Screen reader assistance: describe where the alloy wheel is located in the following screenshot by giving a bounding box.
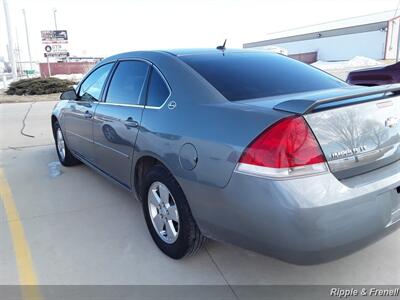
[56,128,66,160]
[148,181,180,244]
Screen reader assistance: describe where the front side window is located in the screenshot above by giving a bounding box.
[79,63,113,101]
[106,61,149,105]
[146,68,170,107]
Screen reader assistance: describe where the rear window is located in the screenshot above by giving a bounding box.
[180,52,345,101]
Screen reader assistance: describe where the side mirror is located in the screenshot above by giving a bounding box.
[60,88,78,100]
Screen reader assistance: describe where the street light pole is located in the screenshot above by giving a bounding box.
[22,9,33,71]
[15,28,23,77]
[53,9,58,30]
[3,0,17,80]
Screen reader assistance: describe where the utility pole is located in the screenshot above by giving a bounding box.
[3,0,17,80]
[53,9,58,30]
[22,9,33,71]
[15,28,22,78]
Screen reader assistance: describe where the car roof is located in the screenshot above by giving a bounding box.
[159,48,259,57]
[101,48,264,63]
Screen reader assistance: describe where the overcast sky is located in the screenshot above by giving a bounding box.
[1,0,399,62]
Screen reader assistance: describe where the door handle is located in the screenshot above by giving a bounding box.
[84,111,93,119]
[124,117,139,128]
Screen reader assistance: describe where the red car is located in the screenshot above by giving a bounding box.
[347,62,400,86]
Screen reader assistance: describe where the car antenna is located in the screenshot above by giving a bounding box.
[216,39,227,51]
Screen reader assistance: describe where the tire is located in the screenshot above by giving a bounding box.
[53,121,81,166]
[141,165,205,259]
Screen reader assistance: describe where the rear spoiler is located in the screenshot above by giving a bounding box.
[273,84,400,114]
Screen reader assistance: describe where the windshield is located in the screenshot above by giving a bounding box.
[180,51,346,101]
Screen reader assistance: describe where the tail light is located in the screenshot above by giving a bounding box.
[237,116,328,178]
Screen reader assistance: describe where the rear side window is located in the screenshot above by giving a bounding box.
[180,52,345,101]
[79,63,113,101]
[106,60,149,105]
[146,68,170,107]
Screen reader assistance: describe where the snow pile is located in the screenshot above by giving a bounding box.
[52,73,84,82]
[312,56,382,70]
[347,56,383,68]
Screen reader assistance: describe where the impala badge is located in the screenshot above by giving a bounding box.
[168,101,177,110]
[331,145,367,159]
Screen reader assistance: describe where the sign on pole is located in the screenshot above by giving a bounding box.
[41,30,69,77]
[41,30,69,59]
[41,30,68,44]
[44,44,69,58]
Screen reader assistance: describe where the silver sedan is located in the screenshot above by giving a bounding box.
[52,49,400,264]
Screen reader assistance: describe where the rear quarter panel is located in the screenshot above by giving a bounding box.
[136,101,286,188]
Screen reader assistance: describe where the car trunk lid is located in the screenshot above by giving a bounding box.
[273,84,400,179]
[306,96,400,178]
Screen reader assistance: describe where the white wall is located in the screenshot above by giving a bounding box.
[258,30,387,61]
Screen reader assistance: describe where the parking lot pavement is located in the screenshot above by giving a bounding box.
[0,101,399,286]
[0,101,56,149]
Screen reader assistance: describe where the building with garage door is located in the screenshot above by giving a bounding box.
[243,10,400,63]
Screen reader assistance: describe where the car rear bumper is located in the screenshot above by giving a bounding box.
[183,159,400,264]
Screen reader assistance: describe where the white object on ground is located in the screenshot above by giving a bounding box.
[48,161,62,178]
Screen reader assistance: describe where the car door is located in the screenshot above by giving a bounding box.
[64,63,114,162]
[92,60,150,187]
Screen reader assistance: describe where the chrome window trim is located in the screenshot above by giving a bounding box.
[97,57,172,110]
[97,102,144,108]
[103,58,151,106]
[144,64,172,110]
[117,57,153,64]
[77,62,116,101]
